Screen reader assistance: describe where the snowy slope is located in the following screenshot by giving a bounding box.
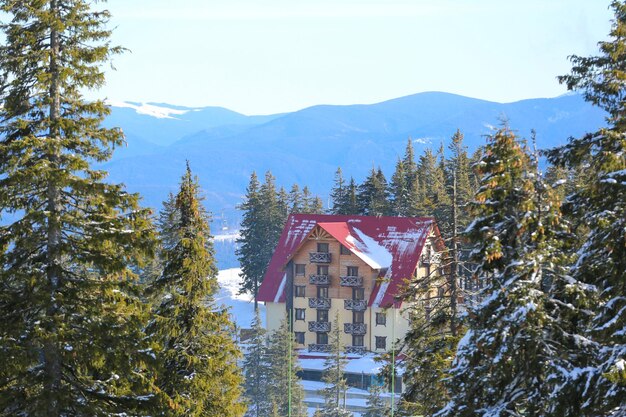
[216,268,264,329]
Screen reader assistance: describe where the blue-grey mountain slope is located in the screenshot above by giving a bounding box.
[101,92,605,221]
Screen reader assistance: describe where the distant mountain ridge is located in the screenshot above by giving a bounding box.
[100,92,606,223]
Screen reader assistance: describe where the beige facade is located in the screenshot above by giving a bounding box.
[264,226,442,355]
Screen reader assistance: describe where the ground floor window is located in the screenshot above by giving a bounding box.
[317,332,328,345]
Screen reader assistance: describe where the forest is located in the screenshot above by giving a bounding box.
[0,0,624,417]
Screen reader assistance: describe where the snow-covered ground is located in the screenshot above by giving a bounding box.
[216,268,264,328]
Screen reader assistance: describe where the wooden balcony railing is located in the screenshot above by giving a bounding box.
[309,297,331,310]
[344,299,367,311]
[309,252,332,263]
[339,275,363,287]
[344,323,367,335]
[309,321,331,332]
[309,274,330,285]
[309,344,332,353]
[345,346,366,355]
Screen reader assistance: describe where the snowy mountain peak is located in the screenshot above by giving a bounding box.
[106,100,196,119]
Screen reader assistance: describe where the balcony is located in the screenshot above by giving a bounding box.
[309,297,331,310]
[344,299,367,311]
[309,321,331,332]
[309,274,330,285]
[345,346,366,355]
[340,275,363,287]
[421,251,442,265]
[309,252,332,263]
[344,323,367,335]
[309,344,332,353]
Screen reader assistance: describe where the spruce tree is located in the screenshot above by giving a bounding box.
[149,165,244,416]
[236,172,265,310]
[0,1,159,414]
[357,168,390,216]
[364,383,387,417]
[546,2,626,413]
[345,178,360,215]
[320,314,353,417]
[289,184,303,214]
[389,159,410,216]
[266,319,307,417]
[243,311,272,417]
[437,126,569,417]
[330,167,348,214]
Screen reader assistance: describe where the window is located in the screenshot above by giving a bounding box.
[317,242,329,253]
[295,308,305,321]
[437,286,445,298]
[317,265,329,275]
[375,336,387,350]
[352,335,364,347]
[352,287,364,300]
[347,266,359,276]
[317,309,329,322]
[376,312,386,326]
[317,286,329,298]
[295,285,306,298]
[295,332,305,344]
[317,332,328,345]
[353,311,364,324]
[340,244,351,255]
[295,264,305,276]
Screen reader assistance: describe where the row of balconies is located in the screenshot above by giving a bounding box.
[308,274,363,287]
[306,321,367,335]
[308,344,366,355]
[307,297,367,311]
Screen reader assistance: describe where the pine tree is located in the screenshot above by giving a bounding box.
[0,1,159,414]
[289,184,303,214]
[243,311,272,417]
[330,167,348,214]
[437,126,569,417]
[266,319,307,417]
[236,172,265,310]
[546,2,626,413]
[389,159,410,216]
[320,314,353,417]
[364,383,387,417]
[148,164,244,416]
[357,168,390,216]
[345,178,360,215]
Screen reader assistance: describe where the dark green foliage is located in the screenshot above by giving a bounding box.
[243,311,272,417]
[546,2,626,413]
[357,168,390,216]
[149,165,244,416]
[389,159,410,216]
[0,1,159,414]
[330,168,348,214]
[236,172,265,309]
[266,319,307,417]
[364,383,387,417]
[319,314,353,417]
[438,126,570,417]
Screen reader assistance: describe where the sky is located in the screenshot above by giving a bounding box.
[98,0,614,115]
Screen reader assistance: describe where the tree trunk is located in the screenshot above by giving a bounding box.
[450,170,458,337]
[44,1,62,412]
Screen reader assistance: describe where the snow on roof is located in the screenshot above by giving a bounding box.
[257,214,439,308]
[298,352,404,376]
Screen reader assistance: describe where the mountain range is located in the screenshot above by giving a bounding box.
[99,92,606,229]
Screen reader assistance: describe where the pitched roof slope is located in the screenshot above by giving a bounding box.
[257,214,437,308]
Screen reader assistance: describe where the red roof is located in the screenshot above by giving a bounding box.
[257,214,440,308]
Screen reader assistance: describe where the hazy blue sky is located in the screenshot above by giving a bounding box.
[99,0,613,114]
